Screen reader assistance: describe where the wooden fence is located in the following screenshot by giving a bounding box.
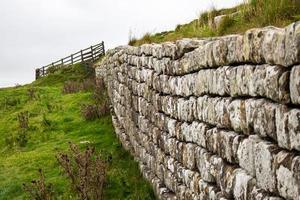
[35,41,105,79]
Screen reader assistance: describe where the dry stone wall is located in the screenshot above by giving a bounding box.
[96,21,300,200]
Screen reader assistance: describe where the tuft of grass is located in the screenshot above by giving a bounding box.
[130,0,300,46]
[217,15,236,35]
[129,32,154,46]
[242,0,300,26]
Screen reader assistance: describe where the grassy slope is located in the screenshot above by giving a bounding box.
[0,64,156,200]
[130,0,300,46]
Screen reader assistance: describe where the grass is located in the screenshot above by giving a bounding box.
[129,0,300,46]
[0,63,156,200]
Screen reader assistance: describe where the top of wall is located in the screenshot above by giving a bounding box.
[103,21,300,75]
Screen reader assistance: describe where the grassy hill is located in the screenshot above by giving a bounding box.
[130,0,300,46]
[0,63,156,200]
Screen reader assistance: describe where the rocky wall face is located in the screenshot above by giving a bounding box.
[96,22,300,200]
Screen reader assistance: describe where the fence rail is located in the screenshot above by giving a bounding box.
[35,41,105,79]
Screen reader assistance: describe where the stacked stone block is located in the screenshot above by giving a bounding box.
[96,21,300,200]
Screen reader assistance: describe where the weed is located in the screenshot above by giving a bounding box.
[23,169,54,200]
[18,111,29,129]
[97,101,110,118]
[130,32,153,46]
[81,104,99,121]
[81,78,110,121]
[81,78,95,91]
[28,88,39,100]
[56,142,107,200]
[63,78,95,94]
[16,129,28,147]
[63,80,81,94]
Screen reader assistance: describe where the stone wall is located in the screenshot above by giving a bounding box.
[96,21,300,200]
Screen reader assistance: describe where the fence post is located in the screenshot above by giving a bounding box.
[71,54,74,65]
[61,59,64,67]
[80,50,83,62]
[102,41,105,55]
[91,46,94,62]
[35,68,40,80]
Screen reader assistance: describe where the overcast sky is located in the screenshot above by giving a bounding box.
[0,0,243,87]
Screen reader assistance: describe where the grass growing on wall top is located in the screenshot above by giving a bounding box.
[129,0,300,46]
[0,63,156,199]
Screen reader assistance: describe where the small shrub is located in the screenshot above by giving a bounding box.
[63,78,95,94]
[56,142,107,200]
[18,111,29,129]
[16,129,28,147]
[27,88,38,100]
[63,80,81,94]
[81,77,110,120]
[81,100,110,121]
[81,104,99,121]
[96,78,105,90]
[23,169,54,200]
[81,78,95,91]
[97,100,110,118]
[93,78,106,102]
[80,77,111,120]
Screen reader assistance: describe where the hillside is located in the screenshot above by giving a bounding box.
[130,0,300,46]
[0,63,156,199]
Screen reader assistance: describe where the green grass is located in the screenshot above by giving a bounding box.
[0,64,156,200]
[130,0,300,46]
